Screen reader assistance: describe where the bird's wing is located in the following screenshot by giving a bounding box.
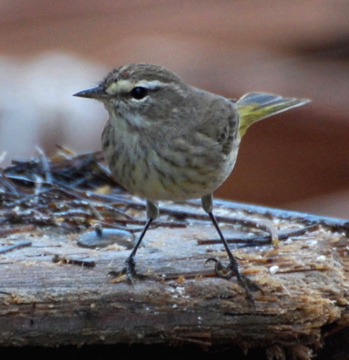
[195,94,240,156]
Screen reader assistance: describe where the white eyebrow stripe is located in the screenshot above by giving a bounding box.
[106,79,171,96]
[135,80,166,89]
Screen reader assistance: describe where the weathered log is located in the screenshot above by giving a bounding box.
[0,200,348,360]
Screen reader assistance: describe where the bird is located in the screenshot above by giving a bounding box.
[74,63,310,305]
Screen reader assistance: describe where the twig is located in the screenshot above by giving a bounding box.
[52,254,96,268]
[0,225,35,237]
[0,240,32,254]
[197,224,320,247]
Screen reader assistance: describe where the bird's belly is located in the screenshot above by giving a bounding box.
[105,140,236,201]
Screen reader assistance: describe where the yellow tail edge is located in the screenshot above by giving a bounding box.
[236,92,311,138]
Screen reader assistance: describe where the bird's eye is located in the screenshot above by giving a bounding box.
[130,86,148,100]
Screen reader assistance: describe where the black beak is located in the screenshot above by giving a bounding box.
[73,85,107,99]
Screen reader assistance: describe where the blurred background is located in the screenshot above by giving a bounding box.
[1,0,349,219]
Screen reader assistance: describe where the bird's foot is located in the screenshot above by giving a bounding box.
[108,257,146,284]
[206,257,260,309]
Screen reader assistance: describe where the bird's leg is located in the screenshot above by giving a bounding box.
[109,200,159,283]
[121,217,153,282]
[201,194,257,308]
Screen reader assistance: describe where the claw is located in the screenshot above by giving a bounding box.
[206,257,259,310]
[205,257,234,279]
[108,256,136,284]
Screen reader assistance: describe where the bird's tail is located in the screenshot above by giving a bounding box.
[236,92,310,137]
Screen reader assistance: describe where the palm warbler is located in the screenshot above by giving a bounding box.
[74,63,310,304]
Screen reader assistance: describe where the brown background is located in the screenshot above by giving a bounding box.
[1,0,349,218]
